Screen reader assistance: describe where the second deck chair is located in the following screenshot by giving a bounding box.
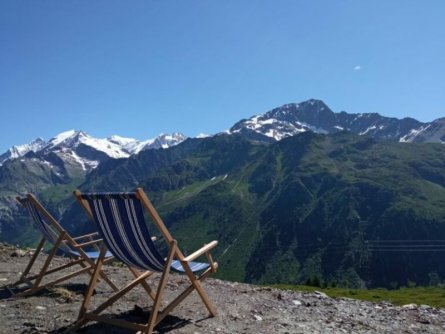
[8,194,118,296]
[71,188,218,334]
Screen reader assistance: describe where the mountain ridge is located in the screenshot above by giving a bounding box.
[0,130,187,166]
[1,99,445,288]
[3,99,444,169]
[229,99,434,143]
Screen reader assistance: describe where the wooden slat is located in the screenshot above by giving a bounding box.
[72,232,99,241]
[73,238,103,248]
[184,241,218,262]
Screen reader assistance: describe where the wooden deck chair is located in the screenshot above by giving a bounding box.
[71,188,218,334]
[8,194,118,296]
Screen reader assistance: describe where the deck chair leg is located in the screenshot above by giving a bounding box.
[89,270,154,317]
[76,249,119,292]
[79,258,119,292]
[146,242,177,334]
[97,269,119,292]
[156,265,215,324]
[30,232,66,293]
[19,237,46,283]
[180,262,217,317]
[129,266,156,301]
[66,270,155,333]
[78,246,107,320]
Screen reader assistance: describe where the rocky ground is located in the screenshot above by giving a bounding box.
[1,242,445,334]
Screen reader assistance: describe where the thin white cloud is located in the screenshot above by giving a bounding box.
[354,65,362,71]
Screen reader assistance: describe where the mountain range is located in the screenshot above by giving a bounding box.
[230,99,445,143]
[1,99,444,288]
[2,99,444,171]
[2,99,445,170]
[0,130,187,169]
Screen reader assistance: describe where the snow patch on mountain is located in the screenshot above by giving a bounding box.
[0,138,46,165]
[0,131,187,168]
[229,99,437,144]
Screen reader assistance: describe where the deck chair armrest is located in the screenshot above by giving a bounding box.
[72,232,99,241]
[74,238,103,248]
[183,240,218,262]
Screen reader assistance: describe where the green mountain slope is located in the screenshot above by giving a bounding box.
[0,152,87,244]
[5,132,445,288]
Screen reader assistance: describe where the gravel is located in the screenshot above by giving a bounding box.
[1,242,445,333]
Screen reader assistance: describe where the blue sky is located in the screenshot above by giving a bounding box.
[1,1,444,152]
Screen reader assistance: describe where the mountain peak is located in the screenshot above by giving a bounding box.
[0,131,187,168]
[45,130,87,149]
[0,137,46,165]
[230,99,334,140]
[229,99,433,143]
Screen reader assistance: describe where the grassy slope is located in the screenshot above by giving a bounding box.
[272,284,445,308]
[129,132,445,287]
[16,132,445,288]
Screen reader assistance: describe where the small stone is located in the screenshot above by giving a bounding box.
[35,306,47,310]
[402,303,417,310]
[0,278,7,281]
[418,318,430,324]
[11,250,27,257]
[292,300,302,306]
[314,290,329,298]
[374,305,383,310]
[254,314,263,321]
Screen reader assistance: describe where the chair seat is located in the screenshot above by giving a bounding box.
[171,260,210,273]
[70,250,114,259]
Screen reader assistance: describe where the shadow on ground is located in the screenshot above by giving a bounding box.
[0,283,90,300]
[49,306,193,333]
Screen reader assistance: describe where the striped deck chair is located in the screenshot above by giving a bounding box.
[8,194,118,296]
[71,188,218,334]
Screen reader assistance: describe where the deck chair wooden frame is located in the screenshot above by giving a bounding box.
[8,194,118,297]
[70,187,218,334]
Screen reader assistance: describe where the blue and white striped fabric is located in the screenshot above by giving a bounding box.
[171,260,210,273]
[80,192,210,273]
[21,198,73,254]
[21,197,113,259]
[70,250,114,259]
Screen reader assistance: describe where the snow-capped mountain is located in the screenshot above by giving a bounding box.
[0,138,46,164]
[2,99,444,171]
[400,118,445,143]
[229,99,443,143]
[0,130,187,169]
[140,133,188,150]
